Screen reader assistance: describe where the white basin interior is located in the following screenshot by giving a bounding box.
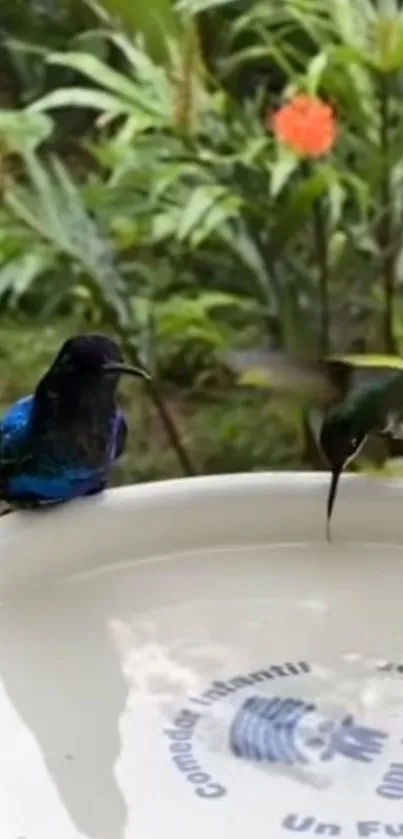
[1,472,403,839]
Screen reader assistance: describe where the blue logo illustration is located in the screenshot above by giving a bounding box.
[229,696,388,766]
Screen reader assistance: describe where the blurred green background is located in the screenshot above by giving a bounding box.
[1,0,403,483]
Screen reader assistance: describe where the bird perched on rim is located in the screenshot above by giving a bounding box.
[222,348,403,541]
[0,333,150,513]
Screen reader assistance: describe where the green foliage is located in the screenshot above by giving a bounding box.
[2,0,403,479]
[0,109,53,155]
[93,0,182,64]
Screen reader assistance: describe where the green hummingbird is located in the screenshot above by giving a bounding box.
[223,348,403,540]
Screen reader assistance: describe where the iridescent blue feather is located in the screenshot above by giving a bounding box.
[0,333,141,508]
[0,397,127,503]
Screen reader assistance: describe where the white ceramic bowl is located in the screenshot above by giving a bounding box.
[1,472,403,839]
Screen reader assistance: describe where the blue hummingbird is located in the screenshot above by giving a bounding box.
[0,333,150,512]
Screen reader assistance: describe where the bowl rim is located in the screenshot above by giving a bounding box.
[1,471,403,597]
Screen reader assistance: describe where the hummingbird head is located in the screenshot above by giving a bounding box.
[46,334,150,385]
[319,410,367,541]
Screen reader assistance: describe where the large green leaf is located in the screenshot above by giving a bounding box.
[4,152,131,328]
[219,225,272,301]
[374,11,403,72]
[45,51,170,119]
[177,184,242,244]
[92,0,180,64]
[176,0,238,11]
[270,149,299,198]
[270,170,329,252]
[28,88,133,118]
[0,250,53,304]
[0,110,53,155]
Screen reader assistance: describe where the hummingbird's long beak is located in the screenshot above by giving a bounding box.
[326,466,342,542]
[102,362,151,380]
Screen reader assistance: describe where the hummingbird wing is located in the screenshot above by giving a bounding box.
[0,395,42,502]
[0,394,107,504]
[324,358,403,441]
[0,396,36,469]
[221,348,347,406]
[326,354,403,398]
[222,348,403,409]
[112,411,128,461]
[329,353,403,370]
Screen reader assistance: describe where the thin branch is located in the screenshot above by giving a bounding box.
[312,195,330,356]
[146,379,196,476]
[300,160,330,356]
[122,338,197,476]
[378,74,396,354]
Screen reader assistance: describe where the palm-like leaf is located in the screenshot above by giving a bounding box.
[4,152,131,328]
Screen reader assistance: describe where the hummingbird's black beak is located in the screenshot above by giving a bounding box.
[326,466,342,542]
[102,362,151,381]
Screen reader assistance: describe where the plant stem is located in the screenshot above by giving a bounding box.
[301,160,330,356]
[378,74,396,354]
[312,194,330,356]
[299,161,330,468]
[146,379,197,476]
[123,339,197,477]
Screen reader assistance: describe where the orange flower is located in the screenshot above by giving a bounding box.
[270,94,336,158]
